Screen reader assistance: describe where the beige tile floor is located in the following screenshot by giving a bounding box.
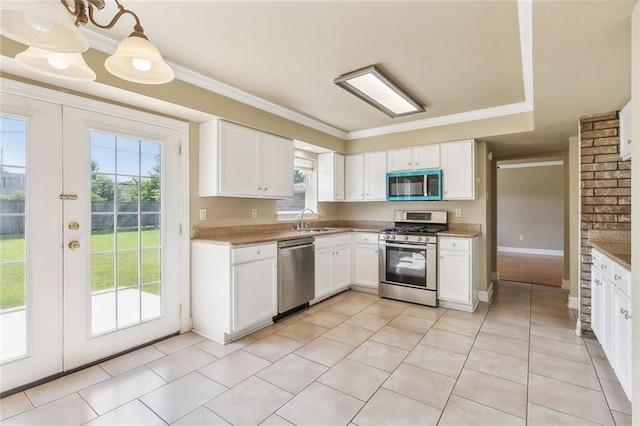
[0,281,632,425]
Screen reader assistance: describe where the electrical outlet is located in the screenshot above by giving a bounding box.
[519,234,524,241]
[251,209,258,219]
[199,208,207,221]
[455,208,462,218]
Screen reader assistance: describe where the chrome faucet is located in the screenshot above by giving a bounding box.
[297,208,315,230]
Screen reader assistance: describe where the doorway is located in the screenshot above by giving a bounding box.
[495,160,564,286]
[0,90,187,393]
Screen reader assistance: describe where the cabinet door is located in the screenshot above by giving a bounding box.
[387,148,413,172]
[364,152,387,200]
[591,265,602,340]
[413,145,440,170]
[619,102,631,160]
[219,121,262,196]
[262,133,293,198]
[333,244,352,291]
[334,153,345,200]
[354,244,379,288]
[438,250,470,303]
[314,247,334,300]
[601,275,615,362]
[440,140,475,200]
[232,258,277,332]
[345,154,364,200]
[613,287,632,399]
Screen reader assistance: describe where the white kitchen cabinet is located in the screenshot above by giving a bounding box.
[353,232,379,292]
[200,119,293,199]
[345,151,387,201]
[438,236,479,312]
[619,101,632,160]
[613,286,632,399]
[318,152,345,201]
[387,145,440,171]
[591,247,632,401]
[440,139,476,200]
[192,241,277,343]
[312,234,352,303]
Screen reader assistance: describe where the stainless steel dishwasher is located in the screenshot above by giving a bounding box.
[277,238,315,316]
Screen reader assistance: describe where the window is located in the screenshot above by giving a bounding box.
[277,156,317,219]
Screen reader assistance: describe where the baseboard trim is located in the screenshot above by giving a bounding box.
[479,282,495,303]
[498,246,563,256]
[568,295,579,310]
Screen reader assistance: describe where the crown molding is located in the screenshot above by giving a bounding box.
[79,0,533,142]
[80,29,347,140]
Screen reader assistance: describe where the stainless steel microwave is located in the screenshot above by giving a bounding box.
[387,170,442,201]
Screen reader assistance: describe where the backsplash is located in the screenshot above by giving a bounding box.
[578,111,632,334]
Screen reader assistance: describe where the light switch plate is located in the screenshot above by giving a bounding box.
[199,208,207,221]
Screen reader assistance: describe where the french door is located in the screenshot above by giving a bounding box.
[0,92,184,393]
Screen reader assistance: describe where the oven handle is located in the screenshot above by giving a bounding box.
[382,242,434,249]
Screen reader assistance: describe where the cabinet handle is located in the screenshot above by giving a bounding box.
[627,139,631,144]
[625,313,632,320]
[258,187,262,191]
[620,308,627,315]
[256,250,261,255]
[414,162,418,165]
[614,274,621,280]
[361,193,364,196]
[366,193,370,196]
[600,264,606,269]
[264,187,268,191]
[407,162,411,166]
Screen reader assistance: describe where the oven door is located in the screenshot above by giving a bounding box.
[379,241,436,290]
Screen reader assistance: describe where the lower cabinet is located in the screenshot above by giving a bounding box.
[591,248,632,401]
[437,236,479,311]
[192,241,277,343]
[353,233,379,292]
[313,234,352,303]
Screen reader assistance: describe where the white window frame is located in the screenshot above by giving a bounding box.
[277,156,318,221]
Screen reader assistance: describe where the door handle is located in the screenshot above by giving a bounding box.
[68,221,80,230]
[68,240,80,250]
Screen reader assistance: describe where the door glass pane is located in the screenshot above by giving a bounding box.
[0,116,27,362]
[91,132,162,335]
[384,246,427,287]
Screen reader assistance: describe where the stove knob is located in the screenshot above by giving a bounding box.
[417,236,422,242]
[403,236,409,241]
[390,235,396,240]
[384,235,390,240]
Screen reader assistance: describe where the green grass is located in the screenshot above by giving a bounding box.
[0,229,161,311]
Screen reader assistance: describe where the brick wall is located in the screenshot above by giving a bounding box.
[579,111,631,333]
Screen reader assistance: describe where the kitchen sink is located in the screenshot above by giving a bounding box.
[294,227,338,234]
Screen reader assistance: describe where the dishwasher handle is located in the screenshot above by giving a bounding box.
[278,238,315,249]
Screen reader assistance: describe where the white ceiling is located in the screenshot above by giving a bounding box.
[1,1,636,158]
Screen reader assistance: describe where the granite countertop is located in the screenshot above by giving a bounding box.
[192,221,483,246]
[588,230,631,270]
[192,221,390,246]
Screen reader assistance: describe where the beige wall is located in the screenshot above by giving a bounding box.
[496,165,564,250]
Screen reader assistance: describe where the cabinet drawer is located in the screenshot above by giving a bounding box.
[333,234,352,247]
[355,233,378,245]
[612,263,631,297]
[314,235,335,250]
[232,243,277,264]
[598,254,612,276]
[439,238,470,251]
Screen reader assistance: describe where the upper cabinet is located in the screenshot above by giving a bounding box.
[619,101,632,160]
[318,152,345,201]
[440,139,476,200]
[199,119,293,198]
[387,145,440,172]
[345,151,387,201]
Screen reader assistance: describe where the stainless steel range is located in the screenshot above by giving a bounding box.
[378,210,448,307]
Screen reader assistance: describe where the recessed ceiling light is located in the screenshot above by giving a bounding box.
[334,65,424,118]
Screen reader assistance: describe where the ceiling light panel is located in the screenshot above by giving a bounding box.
[334,65,424,118]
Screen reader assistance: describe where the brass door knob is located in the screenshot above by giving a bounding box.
[68,241,80,250]
[68,222,80,230]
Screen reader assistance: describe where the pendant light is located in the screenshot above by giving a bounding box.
[0,0,173,85]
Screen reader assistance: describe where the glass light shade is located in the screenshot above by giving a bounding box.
[104,36,174,85]
[0,1,89,53]
[15,47,96,81]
